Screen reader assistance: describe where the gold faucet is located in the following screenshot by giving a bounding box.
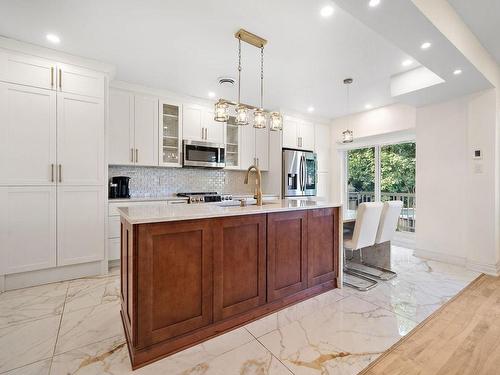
[244,164,263,206]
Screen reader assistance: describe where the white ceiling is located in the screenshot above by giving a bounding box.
[448,0,500,64]
[0,0,419,119]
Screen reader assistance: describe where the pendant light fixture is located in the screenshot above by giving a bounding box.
[342,78,354,143]
[214,29,282,131]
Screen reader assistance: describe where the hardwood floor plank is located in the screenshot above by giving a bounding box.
[360,275,500,375]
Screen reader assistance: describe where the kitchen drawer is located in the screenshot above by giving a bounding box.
[108,237,120,261]
[108,216,121,239]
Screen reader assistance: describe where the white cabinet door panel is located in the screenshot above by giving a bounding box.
[317,172,330,199]
[0,52,54,90]
[0,83,56,185]
[57,186,105,266]
[58,64,104,98]
[57,93,104,185]
[283,116,298,149]
[298,121,315,151]
[107,216,121,239]
[240,123,255,170]
[134,95,158,166]
[109,89,134,165]
[255,126,269,171]
[183,104,203,141]
[315,123,331,173]
[0,186,56,274]
[204,109,225,144]
[108,238,120,261]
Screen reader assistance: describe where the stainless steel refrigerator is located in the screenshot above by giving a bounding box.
[282,149,318,197]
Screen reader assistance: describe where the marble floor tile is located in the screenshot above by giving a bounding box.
[0,315,60,373]
[0,289,66,328]
[51,327,257,375]
[55,300,123,355]
[245,289,345,338]
[64,276,120,313]
[1,359,51,375]
[258,295,417,375]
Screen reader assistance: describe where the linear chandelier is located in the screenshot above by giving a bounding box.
[214,29,282,131]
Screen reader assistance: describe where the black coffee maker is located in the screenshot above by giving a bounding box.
[109,176,130,199]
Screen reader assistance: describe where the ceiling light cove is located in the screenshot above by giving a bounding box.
[307,106,315,113]
[320,5,334,18]
[420,42,432,50]
[369,0,381,8]
[208,91,216,98]
[46,33,60,44]
[402,59,413,67]
[453,69,463,75]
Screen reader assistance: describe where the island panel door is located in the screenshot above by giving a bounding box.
[307,208,339,287]
[267,210,308,302]
[213,214,267,321]
[136,219,213,349]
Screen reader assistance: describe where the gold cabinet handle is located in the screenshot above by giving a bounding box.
[135,149,138,163]
[130,148,134,163]
[51,163,54,182]
[50,67,54,88]
[58,69,62,89]
[58,164,62,183]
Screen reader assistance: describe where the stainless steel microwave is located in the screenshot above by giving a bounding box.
[183,140,225,168]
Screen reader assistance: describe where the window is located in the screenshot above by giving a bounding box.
[345,142,416,232]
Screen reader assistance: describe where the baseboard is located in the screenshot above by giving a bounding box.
[466,259,500,276]
[4,261,103,291]
[414,248,466,267]
[108,259,120,269]
[0,274,5,293]
[393,232,416,249]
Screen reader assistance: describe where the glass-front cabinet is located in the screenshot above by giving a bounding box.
[159,100,182,167]
[225,115,240,169]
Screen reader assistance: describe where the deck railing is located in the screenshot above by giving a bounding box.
[347,191,416,232]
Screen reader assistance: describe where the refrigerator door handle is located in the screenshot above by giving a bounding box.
[303,155,308,192]
[300,155,305,191]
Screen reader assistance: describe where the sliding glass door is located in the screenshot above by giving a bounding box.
[345,142,416,232]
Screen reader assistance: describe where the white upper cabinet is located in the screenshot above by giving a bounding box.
[282,115,315,151]
[0,52,104,98]
[239,125,269,172]
[134,95,159,166]
[317,172,330,199]
[183,104,204,141]
[225,116,240,169]
[57,63,105,98]
[57,93,105,186]
[0,83,56,185]
[159,100,182,167]
[109,89,134,165]
[0,51,55,90]
[204,109,225,144]
[314,123,331,173]
[0,186,57,274]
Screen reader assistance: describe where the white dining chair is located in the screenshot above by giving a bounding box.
[343,202,383,291]
[348,201,403,281]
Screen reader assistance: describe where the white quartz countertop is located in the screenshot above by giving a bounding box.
[118,199,342,224]
[109,197,189,203]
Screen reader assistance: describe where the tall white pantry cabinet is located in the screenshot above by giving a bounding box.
[0,46,110,287]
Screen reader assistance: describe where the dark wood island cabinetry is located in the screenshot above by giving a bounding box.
[120,205,340,369]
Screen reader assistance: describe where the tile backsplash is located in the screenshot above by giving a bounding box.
[109,166,257,198]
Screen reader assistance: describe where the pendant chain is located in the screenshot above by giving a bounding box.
[260,46,264,110]
[238,38,242,104]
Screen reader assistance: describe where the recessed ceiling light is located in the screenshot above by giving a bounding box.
[402,59,413,67]
[369,0,381,7]
[421,42,432,50]
[307,106,315,113]
[320,5,334,18]
[365,104,373,109]
[208,91,216,98]
[46,33,60,44]
[453,69,462,75]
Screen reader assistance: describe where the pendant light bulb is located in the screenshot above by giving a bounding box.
[253,108,266,129]
[214,99,229,122]
[270,112,282,131]
[235,104,249,125]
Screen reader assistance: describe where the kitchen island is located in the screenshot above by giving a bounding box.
[118,199,342,369]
